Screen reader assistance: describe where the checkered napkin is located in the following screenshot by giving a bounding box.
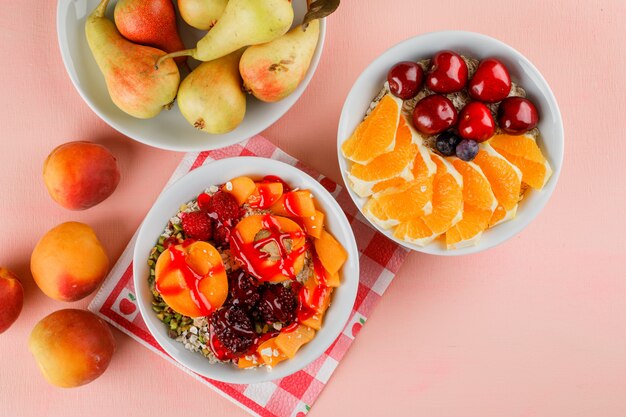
[89,135,409,417]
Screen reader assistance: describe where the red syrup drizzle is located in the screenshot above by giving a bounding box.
[248,176,287,209]
[229,214,308,282]
[295,254,330,323]
[262,175,291,192]
[155,244,225,317]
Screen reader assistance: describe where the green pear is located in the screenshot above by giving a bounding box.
[177,50,246,134]
[239,20,320,103]
[86,0,180,119]
[156,0,293,66]
[178,0,228,31]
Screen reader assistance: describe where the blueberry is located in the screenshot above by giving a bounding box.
[435,131,461,156]
[455,139,479,161]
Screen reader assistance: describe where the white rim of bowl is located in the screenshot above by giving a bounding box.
[133,156,359,383]
[337,30,564,256]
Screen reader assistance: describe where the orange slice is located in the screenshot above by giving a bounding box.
[341,94,402,164]
[445,159,497,249]
[489,133,552,190]
[393,154,463,245]
[347,115,418,197]
[473,143,522,227]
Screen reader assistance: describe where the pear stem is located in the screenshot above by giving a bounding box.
[92,0,110,18]
[155,50,194,69]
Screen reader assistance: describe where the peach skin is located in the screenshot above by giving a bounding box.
[28,309,115,388]
[43,141,120,211]
[0,268,24,333]
[30,222,109,302]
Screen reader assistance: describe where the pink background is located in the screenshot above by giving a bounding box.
[1,1,625,416]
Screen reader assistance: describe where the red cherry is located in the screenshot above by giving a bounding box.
[352,322,363,337]
[498,97,539,135]
[412,94,458,135]
[119,298,136,315]
[426,50,468,93]
[468,58,512,103]
[458,102,496,142]
[387,61,424,99]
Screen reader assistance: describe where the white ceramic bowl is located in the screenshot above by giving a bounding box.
[337,31,564,256]
[133,157,359,383]
[57,0,326,152]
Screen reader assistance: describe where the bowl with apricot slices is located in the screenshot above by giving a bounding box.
[337,31,564,255]
[134,157,358,383]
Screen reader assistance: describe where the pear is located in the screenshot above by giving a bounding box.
[86,0,180,119]
[156,0,293,66]
[177,50,246,134]
[239,20,320,103]
[178,0,228,31]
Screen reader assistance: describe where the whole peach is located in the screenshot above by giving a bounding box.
[31,222,109,302]
[43,141,121,210]
[28,309,115,388]
[0,268,24,333]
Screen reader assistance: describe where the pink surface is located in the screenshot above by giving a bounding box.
[0,1,625,416]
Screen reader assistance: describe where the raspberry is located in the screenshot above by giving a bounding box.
[197,193,212,211]
[207,191,240,222]
[181,211,212,241]
[227,270,260,311]
[256,284,297,324]
[210,305,255,356]
[213,223,231,247]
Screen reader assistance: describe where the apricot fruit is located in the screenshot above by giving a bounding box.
[269,190,316,217]
[275,325,315,358]
[256,337,288,367]
[302,209,325,238]
[43,141,120,211]
[155,241,228,317]
[31,222,109,302]
[0,268,24,333]
[314,230,348,275]
[224,176,256,205]
[28,309,115,388]
[247,181,283,209]
[230,215,306,282]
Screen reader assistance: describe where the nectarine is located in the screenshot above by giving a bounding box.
[28,309,115,388]
[43,141,120,210]
[0,268,24,333]
[31,222,109,302]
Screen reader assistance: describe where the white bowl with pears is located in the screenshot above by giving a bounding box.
[57,0,335,151]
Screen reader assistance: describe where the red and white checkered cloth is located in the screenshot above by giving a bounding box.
[89,135,409,417]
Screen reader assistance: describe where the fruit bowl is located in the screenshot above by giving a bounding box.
[337,31,564,256]
[133,157,359,383]
[56,0,326,152]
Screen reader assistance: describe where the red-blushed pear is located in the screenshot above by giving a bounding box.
[28,309,115,388]
[178,0,228,31]
[114,0,187,66]
[177,50,246,134]
[86,0,180,119]
[240,20,320,103]
[156,0,293,66]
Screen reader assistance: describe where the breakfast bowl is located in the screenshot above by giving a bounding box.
[133,157,359,383]
[56,0,326,152]
[337,30,564,256]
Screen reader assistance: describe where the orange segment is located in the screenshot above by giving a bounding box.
[446,159,497,249]
[341,94,402,164]
[393,153,463,245]
[489,133,553,190]
[347,115,418,197]
[473,144,522,227]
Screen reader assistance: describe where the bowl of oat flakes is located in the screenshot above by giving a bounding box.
[337,30,564,255]
[133,157,359,383]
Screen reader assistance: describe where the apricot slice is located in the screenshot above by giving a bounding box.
[247,182,284,209]
[155,241,228,317]
[326,271,341,287]
[224,176,256,205]
[237,355,257,369]
[269,190,316,217]
[257,338,288,367]
[302,210,325,239]
[314,230,348,275]
[275,325,315,358]
[230,214,307,282]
